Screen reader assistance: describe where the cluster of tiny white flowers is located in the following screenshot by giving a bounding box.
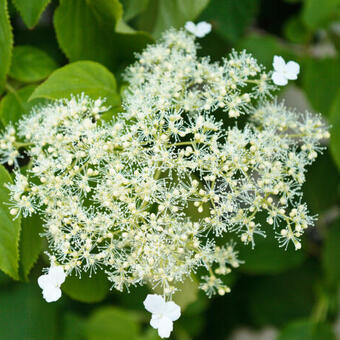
[0,25,329,337]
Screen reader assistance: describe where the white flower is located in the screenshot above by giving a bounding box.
[185,21,211,38]
[272,56,300,86]
[144,294,181,338]
[38,266,66,303]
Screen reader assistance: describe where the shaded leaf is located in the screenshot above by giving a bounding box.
[248,262,317,327]
[278,319,336,340]
[330,90,340,170]
[121,0,149,21]
[54,0,152,71]
[302,0,340,30]
[12,0,50,28]
[238,215,306,274]
[303,151,340,214]
[0,84,48,126]
[137,0,210,38]
[0,283,59,340]
[9,45,58,83]
[323,219,340,286]
[19,214,44,280]
[0,0,13,92]
[200,0,259,43]
[302,57,340,116]
[85,306,140,340]
[62,270,110,303]
[0,165,21,280]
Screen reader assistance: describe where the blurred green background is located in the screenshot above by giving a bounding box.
[0,0,340,339]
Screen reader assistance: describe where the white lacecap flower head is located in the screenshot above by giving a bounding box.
[144,294,181,338]
[272,55,300,86]
[185,21,211,38]
[38,266,66,303]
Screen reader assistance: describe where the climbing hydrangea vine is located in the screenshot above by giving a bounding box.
[0,24,329,337]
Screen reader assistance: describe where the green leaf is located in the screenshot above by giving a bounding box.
[85,306,140,340]
[330,91,340,170]
[11,0,50,28]
[29,61,120,112]
[200,0,259,43]
[9,45,58,83]
[0,0,13,92]
[248,262,317,327]
[173,277,198,310]
[19,214,44,280]
[278,320,336,340]
[323,219,340,286]
[0,165,21,280]
[302,0,340,30]
[54,0,152,71]
[62,270,110,303]
[121,0,149,21]
[137,0,210,38]
[238,215,306,274]
[236,34,286,69]
[302,57,340,116]
[284,15,312,44]
[63,312,86,340]
[303,151,340,215]
[0,283,59,340]
[0,84,49,126]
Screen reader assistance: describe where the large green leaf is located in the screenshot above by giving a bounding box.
[121,0,150,21]
[0,165,21,280]
[0,84,48,126]
[137,0,210,38]
[303,151,340,214]
[29,61,120,112]
[322,219,340,286]
[330,91,340,170]
[85,306,140,340]
[54,0,152,70]
[200,0,259,42]
[19,214,44,280]
[302,0,340,30]
[238,215,306,274]
[62,270,110,303]
[9,45,58,83]
[302,57,340,116]
[0,283,59,340]
[248,262,317,327]
[0,0,13,92]
[12,0,50,28]
[236,34,287,69]
[278,319,336,340]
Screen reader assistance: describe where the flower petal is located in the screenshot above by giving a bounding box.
[157,316,173,339]
[144,294,166,314]
[272,71,288,86]
[150,314,161,329]
[285,61,300,80]
[185,21,196,35]
[196,21,211,38]
[42,286,62,303]
[273,56,286,72]
[49,266,66,285]
[164,301,181,321]
[38,274,53,290]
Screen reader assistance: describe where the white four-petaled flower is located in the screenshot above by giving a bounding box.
[38,266,66,303]
[185,21,211,38]
[144,294,181,338]
[272,56,300,86]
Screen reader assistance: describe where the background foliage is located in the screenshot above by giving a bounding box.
[0,0,340,339]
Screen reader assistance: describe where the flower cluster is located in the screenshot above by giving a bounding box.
[0,24,329,337]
